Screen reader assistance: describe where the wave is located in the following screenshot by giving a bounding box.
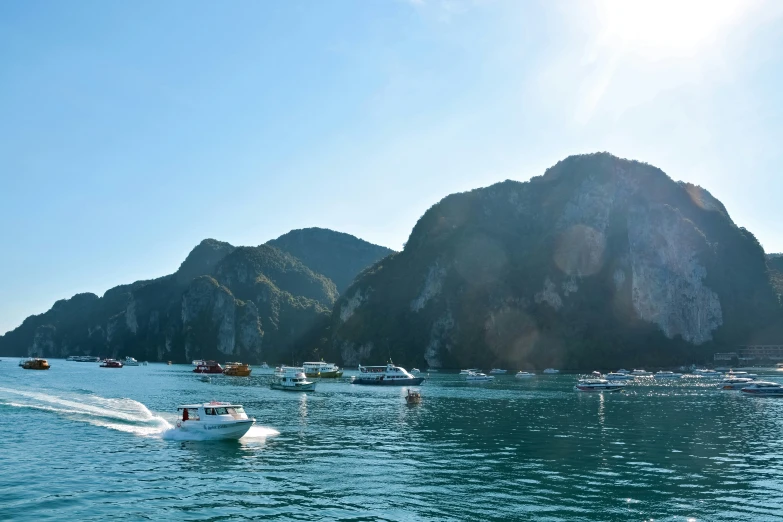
[0,387,171,437]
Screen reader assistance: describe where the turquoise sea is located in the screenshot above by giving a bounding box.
[2,362,783,521]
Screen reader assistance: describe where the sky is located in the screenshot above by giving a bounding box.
[1,0,782,335]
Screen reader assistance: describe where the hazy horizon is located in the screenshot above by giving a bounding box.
[2,0,782,335]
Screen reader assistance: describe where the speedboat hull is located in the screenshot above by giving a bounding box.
[353,377,425,386]
[270,382,317,392]
[175,419,254,440]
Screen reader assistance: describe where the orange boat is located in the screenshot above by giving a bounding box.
[224,362,252,377]
[22,358,50,370]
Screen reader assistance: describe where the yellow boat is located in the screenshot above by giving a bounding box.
[223,362,252,377]
[22,358,50,370]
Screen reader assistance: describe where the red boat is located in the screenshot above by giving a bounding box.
[193,361,223,374]
[100,359,124,368]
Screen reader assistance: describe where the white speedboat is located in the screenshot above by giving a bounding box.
[354,362,425,386]
[175,402,255,440]
[718,377,755,390]
[123,356,140,366]
[460,368,480,375]
[740,381,783,396]
[574,379,625,392]
[693,369,721,377]
[543,368,559,374]
[489,368,507,375]
[725,370,758,379]
[630,369,653,377]
[654,371,682,379]
[466,372,494,382]
[515,371,535,379]
[271,367,316,391]
[605,372,632,381]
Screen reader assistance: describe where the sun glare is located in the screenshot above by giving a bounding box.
[596,0,752,59]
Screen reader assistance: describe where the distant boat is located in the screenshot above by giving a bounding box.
[123,357,140,366]
[192,359,206,366]
[260,362,270,369]
[405,389,422,404]
[654,371,682,379]
[100,359,123,368]
[574,379,625,392]
[718,377,754,390]
[630,369,653,377]
[740,381,783,396]
[515,371,535,379]
[410,368,421,374]
[271,367,316,391]
[489,368,507,375]
[303,361,343,378]
[543,368,559,374]
[605,372,632,381]
[223,362,252,377]
[459,368,480,375]
[22,358,50,370]
[466,372,494,382]
[66,355,101,362]
[193,361,223,374]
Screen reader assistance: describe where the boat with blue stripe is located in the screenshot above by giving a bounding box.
[353,362,425,386]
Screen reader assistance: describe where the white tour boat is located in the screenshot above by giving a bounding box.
[459,368,480,375]
[718,377,755,390]
[740,381,783,396]
[465,371,495,382]
[175,402,255,440]
[654,371,683,379]
[630,369,653,377]
[302,361,343,378]
[574,379,626,392]
[123,356,140,366]
[543,368,559,374]
[693,369,721,377]
[354,363,425,386]
[515,371,535,379]
[489,368,508,375]
[271,367,316,391]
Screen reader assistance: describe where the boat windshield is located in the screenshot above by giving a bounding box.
[226,407,245,419]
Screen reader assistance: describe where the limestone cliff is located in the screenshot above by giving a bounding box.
[321,153,783,370]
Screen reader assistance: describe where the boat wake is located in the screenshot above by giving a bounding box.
[0,387,171,437]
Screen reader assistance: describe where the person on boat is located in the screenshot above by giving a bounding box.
[182,409,189,421]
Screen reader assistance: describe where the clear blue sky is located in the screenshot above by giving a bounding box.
[1,0,782,334]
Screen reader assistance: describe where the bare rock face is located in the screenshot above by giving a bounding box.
[324,153,782,370]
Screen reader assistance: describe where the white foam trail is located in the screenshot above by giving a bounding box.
[0,387,171,437]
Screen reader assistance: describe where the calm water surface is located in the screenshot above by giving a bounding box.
[2,362,783,521]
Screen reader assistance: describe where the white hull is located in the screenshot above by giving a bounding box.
[270,382,316,392]
[175,420,254,440]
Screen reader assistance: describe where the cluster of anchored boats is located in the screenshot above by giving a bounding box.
[574,368,783,395]
[459,368,558,381]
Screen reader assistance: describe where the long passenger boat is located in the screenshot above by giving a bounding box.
[353,362,425,386]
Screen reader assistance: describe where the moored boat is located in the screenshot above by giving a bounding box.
[466,371,494,382]
[543,368,559,374]
[302,361,343,378]
[193,361,223,374]
[630,369,653,377]
[515,371,535,379]
[725,370,758,379]
[123,356,140,366]
[410,368,421,374]
[223,362,252,377]
[22,358,50,370]
[574,379,625,392]
[489,368,508,375]
[260,362,270,369]
[459,368,480,375]
[100,359,123,368]
[740,381,783,396]
[654,371,683,379]
[354,363,425,386]
[175,401,255,440]
[693,369,721,377]
[605,372,632,381]
[271,366,316,391]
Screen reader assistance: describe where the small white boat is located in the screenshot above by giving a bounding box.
[718,377,755,390]
[260,362,270,369]
[515,371,535,379]
[175,402,255,440]
[630,369,653,377]
[271,367,316,392]
[617,369,630,374]
[605,372,632,381]
[693,369,721,377]
[725,370,758,379]
[542,368,559,374]
[574,379,625,392]
[740,381,783,396]
[489,368,507,375]
[466,372,494,382]
[123,356,140,366]
[410,368,421,374]
[460,368,480,375]
[654,371,682,379]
